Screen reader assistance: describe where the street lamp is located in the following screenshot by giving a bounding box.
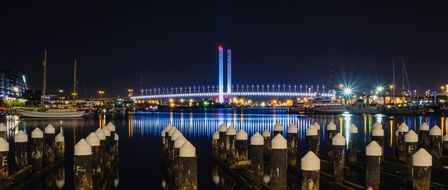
[127,88,133,97]
[98,90,104,98]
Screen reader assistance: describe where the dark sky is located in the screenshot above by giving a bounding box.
[1,1,448,97]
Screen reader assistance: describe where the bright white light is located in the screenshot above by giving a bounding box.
[376,86,384,93]
[343,88,352,95]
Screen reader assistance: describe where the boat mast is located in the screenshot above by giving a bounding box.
[392,59,395,99]
[73,59,77,104]
[42,50,47,96]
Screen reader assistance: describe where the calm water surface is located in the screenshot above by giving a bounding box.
[5,109,447,189]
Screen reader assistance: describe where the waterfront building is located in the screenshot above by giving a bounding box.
[0,70,27,98]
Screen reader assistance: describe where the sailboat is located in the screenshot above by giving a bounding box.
[16,50,85,118]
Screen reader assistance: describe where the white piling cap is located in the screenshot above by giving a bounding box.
[236,129,248,140]
[161,129,166,137]
[405,130,418,142]
[419,122,429,131]
[372,127,384,136]
[74,139,92,156]
[114,133,119,141]
[250,132,264,145]
[0,138,9,152]
[32,128,44,138]
[55,178,65,189]
[262,129,271,138]
[171,130,182,141]
[45,124,56,134]
[366,141,382,156]
[373,121,382,130]
[219,123,227,132]
[271,134,287,149]
[174,135,187,148]
[226,127,236,135]
[332,133,345,145]
[327,121,337,131]
[55,133,64,142]
[15,130,28,143]
[306,126,318,136]
[86,132,100,146]
[168,127,177,136]
[95,128,106,140]
[430,125,442,136]
[349,124,358,133]
[179,141,196,157]
[443,133,448,141]
[165,124,173,132]
[0,123,6,131]
[213,173,220,185]
[102,127,111,136]
[301,151,320,171]
[212,131,219,140]
[398,123,409,132]
[106,122,116,131]
[287,124,298,134]
[274,123,283,131]
[313,122,320,131]
[412,148,432,166]
[263,175,270,184]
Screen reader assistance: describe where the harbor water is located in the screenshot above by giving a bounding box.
[3,108,447,189]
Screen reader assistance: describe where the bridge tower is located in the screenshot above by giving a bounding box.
[227,49,232,94]
[218,45,224,103]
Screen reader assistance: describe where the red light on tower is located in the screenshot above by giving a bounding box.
[218,44,223,49]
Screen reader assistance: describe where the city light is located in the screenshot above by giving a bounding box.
[376,86,384,93]
[343,88,352,95]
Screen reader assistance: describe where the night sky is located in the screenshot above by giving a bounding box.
[1,1,448,97]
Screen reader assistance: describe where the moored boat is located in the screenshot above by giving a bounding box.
[15,108,85,118]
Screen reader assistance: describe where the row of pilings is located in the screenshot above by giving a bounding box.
[210,121,448,190]
[73,122,119,190]
[0,123,65,188]
[161,124,197,190]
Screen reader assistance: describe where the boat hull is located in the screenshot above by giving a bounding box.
[16,109,85,118]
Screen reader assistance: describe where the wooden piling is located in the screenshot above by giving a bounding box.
[235,129,248,164]
[250,132,264,177]
[225,127,237,165]
[313,122,321,152]
[306,125,318,154]
[366,141,382,190]
[273,123,283,136]
[174,136,187,187]
[0,138,9,180]
[161,129,166,156]
[44,124,56,166]
[418,122,430,151]
[179,141,197,190]
[219,123,227,160]
[55,132,65,161]
[301,151,320,190]
[270,134,287,190]
[0,123,6,139]
[14,130,28,171]
[113,133,119,162]
[212,131,219,157]
[429,125,442,166]
[31,128,44,171]
[348,124,358,163]
[404,130,418,165]
[332,133,345,183]
[443,134,448,169]
[94,128,106,173]
[86,132,101,189]
[396,123,409,162]
[74,139,93,190]
[102,126,112,170]
[326,121,337,156]
[170,130,183,163]
[55,166,65,189]
[371,126,384,156]
[262,129,271,156]
[287,124,298,167]
[412,148,432,190]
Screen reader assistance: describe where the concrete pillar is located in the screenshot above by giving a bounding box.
[412,148,432,190]
[250,132,264,177]
[14,130,28,171]
[306,125,318,154]
[287,124,298,166]
[301,151,320,190]
[0,138,9,179]
[418,122,430,151]
[179,141,197,190]
[31,127,44,171]
[366,141,382,190]
[74,139,93,190]
[332,133,345,183]
[44,124,56,166]
[348,124,358,163]
[86,132,101,188]
[270,134,287,189]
